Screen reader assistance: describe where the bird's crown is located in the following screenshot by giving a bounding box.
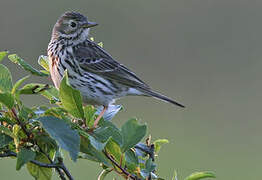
[51,11,98,40]
[59,11,88,22]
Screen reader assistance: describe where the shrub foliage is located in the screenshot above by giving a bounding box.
[0,50,215,180]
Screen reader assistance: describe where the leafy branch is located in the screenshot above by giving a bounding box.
[0,49,215,180]
[11,107,69,179]
[0,151,72,180]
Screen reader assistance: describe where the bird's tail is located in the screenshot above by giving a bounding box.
[141,89,185,108]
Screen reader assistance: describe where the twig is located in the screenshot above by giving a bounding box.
[37,143,67,180]
[10,108,73,180]
[134,144,155,161]
[58,157,74,180]
[0,151,74,180]
[0,151,57,168]
[103,150,141,180]
[11,108,64,178]
[11,108,31,139]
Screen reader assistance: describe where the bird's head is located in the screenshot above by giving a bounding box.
[51,11,98,42]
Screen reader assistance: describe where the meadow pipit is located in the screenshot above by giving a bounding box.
[48,12,184,127]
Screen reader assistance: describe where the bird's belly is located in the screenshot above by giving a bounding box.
[68,73,128,106]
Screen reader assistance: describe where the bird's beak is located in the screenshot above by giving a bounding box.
[81,21,98,28]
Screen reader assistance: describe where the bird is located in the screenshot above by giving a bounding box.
[47,11,185,128]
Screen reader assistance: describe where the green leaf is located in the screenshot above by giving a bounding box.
[43,107,69,122]
[84,105,96,127]
[38,55,49,72]
[154,139,169,154]
[16,148,36,170]
[19,105,33,120]
[18,83,50,97]
[98,169,112,180]
[35,134,58,153]
[80,136,112,167]
[121,118,147,152]
[125,149,139,172]
[105,137,124,167]
[54,148,64,161]
[12,124,27,149]
[184,172,216,180]
[0,125,15,138]
[40,85,59,102]
[59,71,85,119]
[92,124,122,146]
[0,51,8,62]
[145,158,156,172]
[27,152,53,180]
[18,83,59,103]
[37,116,80,162]
[0,133,13,148]
[19,83,46,94]
[125,149,138,165]
[0,92,15,109]
[140,159,156,179]
[13,124,23,138]
[0,64,13,92]
[89,135,107,151]
[0,116,14,125]
[8,54,48,77]
[12,75,30,94]
[40,70,50,76]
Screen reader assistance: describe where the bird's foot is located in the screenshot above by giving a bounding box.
[92,106,108,129]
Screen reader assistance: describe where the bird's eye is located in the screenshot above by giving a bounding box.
[70,21,77,28]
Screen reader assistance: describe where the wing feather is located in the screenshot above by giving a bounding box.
[74,40,150,89]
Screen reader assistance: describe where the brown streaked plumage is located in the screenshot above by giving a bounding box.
[48,11,184,127]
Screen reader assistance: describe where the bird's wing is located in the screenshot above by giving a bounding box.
[74,40,150,90]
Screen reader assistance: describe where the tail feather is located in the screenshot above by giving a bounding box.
[141,89,185,108]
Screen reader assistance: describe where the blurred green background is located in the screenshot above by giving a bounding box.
[1,0,262,179]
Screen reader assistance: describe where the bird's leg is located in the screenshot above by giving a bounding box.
[93,106,107,128]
